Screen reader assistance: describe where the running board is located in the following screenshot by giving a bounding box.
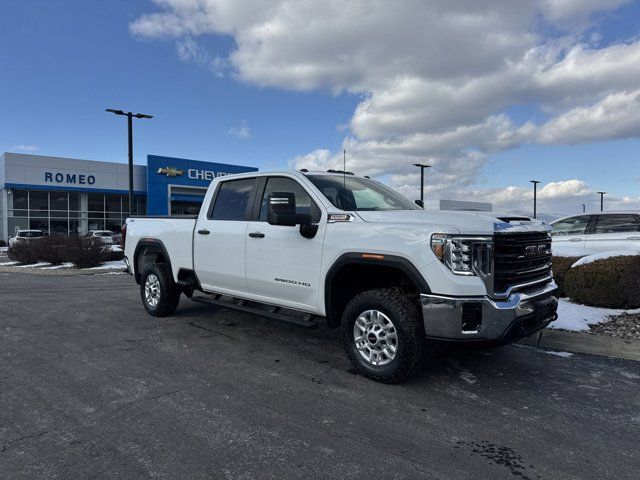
[191,294,320,329]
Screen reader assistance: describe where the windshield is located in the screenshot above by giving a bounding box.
[19,231,43,238]
[307,175,417,211]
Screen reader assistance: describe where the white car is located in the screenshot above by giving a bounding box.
[85,230,116,245]
[551,211,640,255]
[123,170,557,383]
[8,229,45,248]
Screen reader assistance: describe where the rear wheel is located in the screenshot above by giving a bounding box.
[342,289,425,383]
[140,263,180,317]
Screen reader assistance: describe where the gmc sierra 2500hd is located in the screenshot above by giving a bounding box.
[123,170,558,383]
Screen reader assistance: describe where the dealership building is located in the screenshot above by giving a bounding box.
[0,152,257,241]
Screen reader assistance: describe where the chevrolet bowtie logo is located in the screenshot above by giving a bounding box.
[157,167,184,177]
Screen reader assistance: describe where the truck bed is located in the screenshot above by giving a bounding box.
[125,216,198,279]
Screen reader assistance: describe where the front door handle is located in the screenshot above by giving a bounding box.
[248,232,265,238]
[626,236,640,240]
[197,229,210,235]
[569,238,582,242]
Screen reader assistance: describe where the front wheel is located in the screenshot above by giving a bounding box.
[140,263,181,317]
[342,289,425,383]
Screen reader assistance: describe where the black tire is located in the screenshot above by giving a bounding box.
[342,289,425,383]
[140,263,181,317]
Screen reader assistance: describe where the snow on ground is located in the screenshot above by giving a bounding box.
[109,245,123,252]
[40,262,75,270]
[571,250,638,268]
[0,247,8,254]
[541,350,573,358]
[87,260,127,270]
[15,262,50,268]
[550,298,640,332]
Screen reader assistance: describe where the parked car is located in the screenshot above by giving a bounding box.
[123,170,557,383]
[551,211,640,254]
[8,229,45,248]
[85,230,116,245]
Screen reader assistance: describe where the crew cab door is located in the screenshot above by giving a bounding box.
[193,177,258,294]
[585,214,640,253]
[551,215,592,254]
[245,176,326,312]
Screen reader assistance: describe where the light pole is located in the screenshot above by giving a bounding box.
[413,163,431,205]
[530,180,541,219]
[597,191,606,212]
[106,109,153,215]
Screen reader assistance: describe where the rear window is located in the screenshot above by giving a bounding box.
[593,214,640,234]
[210,178,256,221]
[19,231,43,238]
[551,216,591,236]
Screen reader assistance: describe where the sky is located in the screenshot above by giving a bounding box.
[1,0,640,216]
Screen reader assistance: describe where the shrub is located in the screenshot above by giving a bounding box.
[564,256,640,309]
[551,256,581,297]
[7,242,39,265]
[101,247,124,262]
[7,236,112,268]
[62,236,108,269]
[30,235,67,265]
[0,239,6,247]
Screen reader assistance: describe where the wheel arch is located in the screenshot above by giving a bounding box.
[133,239,174,284]
[324,252,430,328]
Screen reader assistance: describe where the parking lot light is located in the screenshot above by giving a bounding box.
[597,192,606,212]
[413,163,431,205]
[530,180,541,219]
[106,108,154,216]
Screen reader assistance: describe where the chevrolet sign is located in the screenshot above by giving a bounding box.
[157,167,184,177]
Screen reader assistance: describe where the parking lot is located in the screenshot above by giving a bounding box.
[0,273,638,479]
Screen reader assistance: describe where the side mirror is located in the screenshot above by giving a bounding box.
[268,192,311,226]
[415,199,424,208]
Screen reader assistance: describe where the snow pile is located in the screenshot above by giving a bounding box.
[571,250,638,268]
[109,245,123,252]
[88,260,127,270]
[0,247,8,254]
[550,299,640,332]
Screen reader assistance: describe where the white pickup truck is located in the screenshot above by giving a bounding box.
[123,170,558,383]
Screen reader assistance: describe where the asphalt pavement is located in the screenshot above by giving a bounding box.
[1,273,639,479]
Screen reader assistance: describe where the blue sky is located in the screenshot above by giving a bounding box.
[2,1,640,214]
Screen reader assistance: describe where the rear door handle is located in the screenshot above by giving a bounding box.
[197,229,210,235]
[569,238,582,242]
[248,232,265,238]
[627,236,640,240]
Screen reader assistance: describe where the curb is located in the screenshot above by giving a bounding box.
[519,329,640,362]
[0,265,126,276]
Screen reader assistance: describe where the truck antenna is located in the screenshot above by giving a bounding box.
[343,149,346,189]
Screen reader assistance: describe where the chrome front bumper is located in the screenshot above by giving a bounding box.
[420,281,558,342]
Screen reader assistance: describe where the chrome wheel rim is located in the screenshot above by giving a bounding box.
[353,310,398,366]
[144,274,161,308]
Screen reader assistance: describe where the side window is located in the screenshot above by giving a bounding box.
[210,178,255,221]
[551,216,591,236]
[258,177,321,222]
[593,214,640,234]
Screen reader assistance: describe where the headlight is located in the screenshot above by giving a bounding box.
[431,234,493,276]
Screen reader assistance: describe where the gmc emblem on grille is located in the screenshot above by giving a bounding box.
[524,244,546,257]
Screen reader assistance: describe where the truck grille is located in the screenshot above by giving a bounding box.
[493,232,552,294]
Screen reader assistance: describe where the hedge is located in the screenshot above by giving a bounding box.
[563,256,640,309]
[7,235,121,269]
[551,256,581,297]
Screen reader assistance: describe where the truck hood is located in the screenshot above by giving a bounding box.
[354,210,550,235]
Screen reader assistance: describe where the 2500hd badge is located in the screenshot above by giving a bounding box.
[275,277,311,287]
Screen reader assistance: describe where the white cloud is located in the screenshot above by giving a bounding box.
[228,120,251,139]
[10,144,39,152]
[131,1,640,214]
